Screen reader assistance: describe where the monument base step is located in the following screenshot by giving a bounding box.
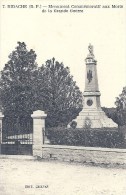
[74,109,118,128]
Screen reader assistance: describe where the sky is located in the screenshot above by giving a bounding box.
[0,0,126,108]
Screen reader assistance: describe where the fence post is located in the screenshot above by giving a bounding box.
[31,110,47,158]
[0,111,4,154]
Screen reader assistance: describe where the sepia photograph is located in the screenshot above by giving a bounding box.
[0,0,126,194]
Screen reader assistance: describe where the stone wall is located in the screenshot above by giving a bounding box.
[41,145,126,165]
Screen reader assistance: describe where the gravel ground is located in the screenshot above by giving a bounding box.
[0,158,126,195]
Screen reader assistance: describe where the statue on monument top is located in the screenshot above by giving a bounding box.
[87,43,95,58]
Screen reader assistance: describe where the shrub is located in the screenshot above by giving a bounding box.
[46,127,125,148]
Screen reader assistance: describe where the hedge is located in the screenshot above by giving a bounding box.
[46,127,125,148]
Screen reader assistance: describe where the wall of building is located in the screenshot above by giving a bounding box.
[41,145,126,165]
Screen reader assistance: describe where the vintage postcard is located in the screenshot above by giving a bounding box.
[0,0,126,194]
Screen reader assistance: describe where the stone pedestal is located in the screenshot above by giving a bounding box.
[0,112,4,154]
[75,108,118,128]
[31,110,47,158]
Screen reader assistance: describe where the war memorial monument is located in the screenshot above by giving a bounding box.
[74,44,118,128]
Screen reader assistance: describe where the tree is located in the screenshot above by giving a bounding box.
[102,87,126,126]
[0,42,39,116]
[115,87,126,126]
[0,43,82,127]
[38,58,83,127]
[102,107,117,123]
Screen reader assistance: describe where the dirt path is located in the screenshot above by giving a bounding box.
[0,158,126,195]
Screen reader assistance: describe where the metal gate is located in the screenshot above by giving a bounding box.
[1,116,33,155]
